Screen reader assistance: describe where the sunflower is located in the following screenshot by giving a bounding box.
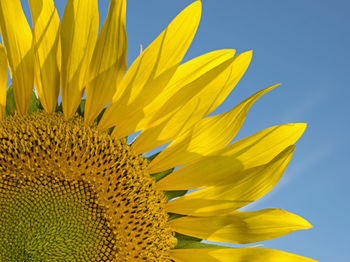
[0,0,314,261]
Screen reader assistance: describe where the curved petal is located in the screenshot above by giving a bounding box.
[0,44,7,119]
[157,123,306,190]
[109,49,236,138]
[0,0,34,114]
[169,209,312,244]
[165,146,294,216]
[85,0,127,123]
[133,51,252,154]
[98,1,202,130]
[29,0,60,113]
[171,248,316,262]
[149,84,280,173]
[60,0,99,118]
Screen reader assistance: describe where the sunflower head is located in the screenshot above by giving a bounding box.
[0,0,314,261]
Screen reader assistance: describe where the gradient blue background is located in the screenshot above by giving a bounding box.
[19,0,349,261]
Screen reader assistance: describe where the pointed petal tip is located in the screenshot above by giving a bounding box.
[286,122,307,135]
[272,82,282,88]
[297,122,308,133]
[187,0,202,18]
[238,50,253,63]
[300,217,313,230]
[278,208,313,230]
[194,0,202,7]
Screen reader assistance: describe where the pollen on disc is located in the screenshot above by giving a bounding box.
[0,112,174,261]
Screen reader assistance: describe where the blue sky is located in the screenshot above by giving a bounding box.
[19,0,349,261]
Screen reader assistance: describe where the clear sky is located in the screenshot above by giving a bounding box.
[19,0,349,261]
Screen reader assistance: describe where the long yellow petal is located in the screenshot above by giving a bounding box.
[108,49,236,137]
[166,146,294,216]
[133,51,252,154]
[170,209,312,244]
[29,0,60,113]
[149,84,280,173]
[98,1,202,130]
[171,248,316,262]
[0,0,34,114]
[0,44,7,119]
[84,0,127,123]
[157,123,306,190]
[60,0,99,118]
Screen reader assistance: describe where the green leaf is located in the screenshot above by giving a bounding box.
[5,85,16,116]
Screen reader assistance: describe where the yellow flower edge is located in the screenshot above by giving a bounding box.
[0,0,316,261]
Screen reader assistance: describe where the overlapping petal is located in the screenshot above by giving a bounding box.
[157,123,306,190]
[60,0,99,117]
[107,49,236,138]
[0,44,7,119]
[170,208,312,244]
[133,51,252,154]
[149,84,280,173]
[85,0,127,123]
[165,146,294,216]
[29,0,60,113]
[171,248,316,262]
[98,1,202,130]
[0,0,34,114]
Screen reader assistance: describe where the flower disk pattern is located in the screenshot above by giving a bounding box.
[0,112,173,261]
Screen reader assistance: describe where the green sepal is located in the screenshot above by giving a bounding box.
[151,169,187,200]
[174,233,230,249]
[174,239,230,249]
[95,108,106,124]
[168,213,185,221]
[5,85,43,116]
[151,168,173,181]
[165,190,187,201]
[27,91,43,114]
[5,85,15,116]
[175,232,201,242]
[76,99,86,117]
[146,152,160,162]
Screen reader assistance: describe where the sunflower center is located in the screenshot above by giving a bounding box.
[0,112,173,261]
[0,174,116,261]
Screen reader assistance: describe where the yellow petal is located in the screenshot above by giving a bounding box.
[0,44,7,119]
[98,1,202,130]
[169,208,312,244]
[166,146,294,216]
[109,49,236,138]
[133,51,252,154]
[157,123,306,190]
[29,0,60,113]
[0,0,34,114]
[171,248,317,262]
[84,0,127,123]
[149,84,280,173]
[60,0,99,118]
